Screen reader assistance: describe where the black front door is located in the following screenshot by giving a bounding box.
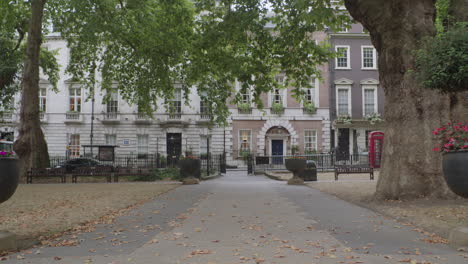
[167,133,182,167]
[272,140,283,164]
[337,128,350,161]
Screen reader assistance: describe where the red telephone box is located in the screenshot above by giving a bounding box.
[369,131,384,168]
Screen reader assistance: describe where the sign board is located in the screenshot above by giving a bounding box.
[98,146,115,161]
[123,139,130,146]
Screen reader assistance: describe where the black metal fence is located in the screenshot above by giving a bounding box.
[251,153,370,173]
[49,154,226,177]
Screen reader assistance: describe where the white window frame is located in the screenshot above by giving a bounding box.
[336,85,352,115]
[335,45,350,69]
[361,85,378,116]
[361,46,377,69]
[304,130,318,153]
[238,129,252,154]
[39,88,47,112]
[302,77,320,107]
[199,135,208,154]
[69,134,80,158]
[105,134,117,145]
[269,76,287,107]
[168,88,182,113]
[137,134,149,155]
[69,86,82,112]
[106,90,119,113]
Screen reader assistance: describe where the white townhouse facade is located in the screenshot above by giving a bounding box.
[1,33,331,166]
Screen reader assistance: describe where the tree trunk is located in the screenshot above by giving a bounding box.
[13,0,50,182]
[344,0,456,200]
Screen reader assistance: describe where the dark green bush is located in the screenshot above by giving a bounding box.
[130,168,180,181]
[414,26,468,93]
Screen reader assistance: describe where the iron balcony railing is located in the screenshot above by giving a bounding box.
[65,112,81,120]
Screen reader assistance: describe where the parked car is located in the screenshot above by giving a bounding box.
[57,158,107,173]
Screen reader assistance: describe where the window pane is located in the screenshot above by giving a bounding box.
[364,88,375,115]
[137,135,149,154]
[70,134,80,158]
[200,136,208,154]
[272,89,282,104]
[69,88,81,112]
[106,134,116,145]
[363,47,374,68]
[337,89,349,115]
[304,130,317,152]
[337,47,348,68]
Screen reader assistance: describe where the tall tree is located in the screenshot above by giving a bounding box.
[5,0,349,181]
[344,0,467,199]
[13,0,50,179]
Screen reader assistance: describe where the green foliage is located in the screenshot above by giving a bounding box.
[46,0,349,125]
[240,150,250,160]
[303,101,316,114]
[435,0,450,33]
[337,114,352,124]
[0,1,59,107]
[365,112,383,125]
[271,103,284,114]
[130,168,180,181]
[414,26,468,93]
[237,102,251,113]
[291,145,299,155]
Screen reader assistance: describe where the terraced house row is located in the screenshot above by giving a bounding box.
[0,23,383,167]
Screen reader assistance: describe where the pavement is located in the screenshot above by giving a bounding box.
[2,171,467,264]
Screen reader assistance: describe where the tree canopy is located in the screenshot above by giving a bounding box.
[44,0,349,124]
[0,0,59,111]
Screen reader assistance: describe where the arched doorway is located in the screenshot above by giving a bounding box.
[265,126,290,164]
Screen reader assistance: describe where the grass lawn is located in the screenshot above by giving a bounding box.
[0,182,179,246]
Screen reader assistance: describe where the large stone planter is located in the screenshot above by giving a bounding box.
[0,157,19,204]
[179,158,201,184]
[285,158,306,185]
[443,151,468,198]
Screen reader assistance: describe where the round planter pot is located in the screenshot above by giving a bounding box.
[179,159,201,179]
[285,158,306,175]
[442,151,468,198]
[0,157,19,204]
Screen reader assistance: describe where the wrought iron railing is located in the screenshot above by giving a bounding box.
[252,153,370,172]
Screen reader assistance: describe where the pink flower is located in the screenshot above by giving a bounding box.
[0,151,6,156]
[444,143,454,148]
[432,147,440,152]
[432,130,439,135]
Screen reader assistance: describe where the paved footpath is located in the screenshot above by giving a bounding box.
[4,171,467,264]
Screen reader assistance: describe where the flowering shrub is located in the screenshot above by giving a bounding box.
[432,122,468,152]
[337,114,352,124]
[365,112,383,125]
[0,151,15,157]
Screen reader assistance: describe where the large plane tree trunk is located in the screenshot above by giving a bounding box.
[13,0,50,182]
[344,0,460,199]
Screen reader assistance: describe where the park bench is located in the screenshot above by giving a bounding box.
[27,168,67,183]
[114,167,152,182]
[71,166,114,183]
[334,164,374,181]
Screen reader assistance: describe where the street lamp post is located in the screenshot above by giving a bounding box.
[206,133,210,176]
[221,128,226,173]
